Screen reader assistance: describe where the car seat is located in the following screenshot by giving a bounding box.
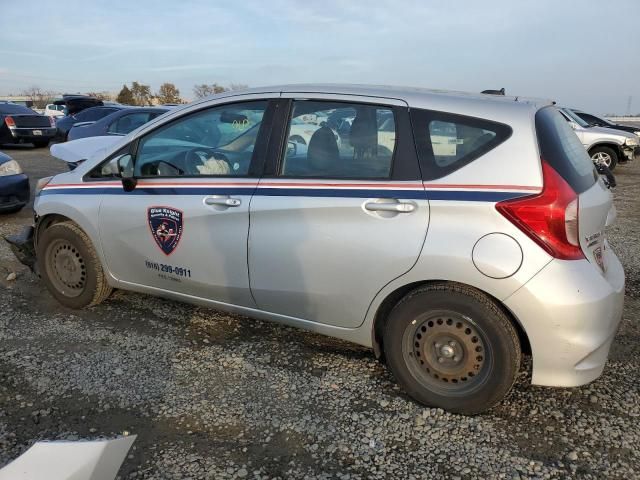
[307,126,340,174]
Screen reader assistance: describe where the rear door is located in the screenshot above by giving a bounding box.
[248,95,428,328]
[537,107,610,271]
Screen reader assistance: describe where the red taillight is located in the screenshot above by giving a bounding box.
[496,160,583,260]
[4,116,15,128]
[49,116,56,127]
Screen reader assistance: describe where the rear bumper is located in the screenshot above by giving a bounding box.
[0,173,29,211]
[504,247,625,387]
[8,127,57,142]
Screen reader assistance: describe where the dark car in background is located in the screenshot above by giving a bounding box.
[0,151,29,212]
[0,102,57,148]
[67,107,170,141]
[53,94,104,116]
[570,109,640,137]
[55,105,122,141]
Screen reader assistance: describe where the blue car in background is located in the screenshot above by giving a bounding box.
[68,107,170,141]
[54,105,123,141]
[0,151,29,213]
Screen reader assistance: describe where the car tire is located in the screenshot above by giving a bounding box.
[590,146,618,171]
[33,140,50,148]
[37,221,112,309]
[383,283,521,415]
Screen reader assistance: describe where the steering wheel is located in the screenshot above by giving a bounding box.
[184,148,230,175]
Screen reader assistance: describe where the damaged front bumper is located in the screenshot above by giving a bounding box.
[3,225,37,273]
[621,145,640,162]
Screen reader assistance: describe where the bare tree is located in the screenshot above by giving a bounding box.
[192,83,228,99]
[229,83,249,91]
[156,83,182,104]
[86,91,113,101]
[20,86,56,108]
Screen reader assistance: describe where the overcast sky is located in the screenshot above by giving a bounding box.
[1,0,638,114]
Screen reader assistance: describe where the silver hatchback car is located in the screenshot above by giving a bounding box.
[20,85,625,414]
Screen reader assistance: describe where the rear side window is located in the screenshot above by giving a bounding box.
[535,107,596,194]
[411,109,512,180]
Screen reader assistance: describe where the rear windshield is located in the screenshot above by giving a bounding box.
[0,103,36,115]
[535,107,597,194]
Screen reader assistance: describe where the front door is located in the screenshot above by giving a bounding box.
[248,96,429,328]
[97,98,273,307]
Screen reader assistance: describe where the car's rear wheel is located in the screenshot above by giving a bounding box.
[33,140,50,148]
[37,221,112,308]
[590,146,618,171]
[383,283,520,414]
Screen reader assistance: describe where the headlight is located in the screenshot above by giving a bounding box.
[35,176,53,196]
[625,137,639,146]
[0,159,22,176]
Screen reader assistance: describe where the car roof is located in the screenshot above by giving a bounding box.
[250,83,548,104]
[0,103,35,114]
[195,84,554,119]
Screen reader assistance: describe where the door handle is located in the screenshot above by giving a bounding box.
[364,201,416,213]
[204,196,241,207]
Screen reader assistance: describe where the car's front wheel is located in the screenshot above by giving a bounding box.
[384,283,521,414]
[37,221,112,308]
[590,146,618,171]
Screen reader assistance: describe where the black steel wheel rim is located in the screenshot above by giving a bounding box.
[402,310,493,396]
[45,239,87,298]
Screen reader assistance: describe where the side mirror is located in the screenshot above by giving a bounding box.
[286,141,297,156]
[117,154,137,192]
[569,122,579,130]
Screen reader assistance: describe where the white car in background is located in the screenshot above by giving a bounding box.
[44,103,66,118]
[558,107,639,170]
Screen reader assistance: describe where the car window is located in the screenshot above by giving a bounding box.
[108,113,154,135]
[561,108,589,128]
[134,101,267,177]
[411,109,512,180]
[281,100,395,179]
[77,108,117,121]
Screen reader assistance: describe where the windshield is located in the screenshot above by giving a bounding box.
[574,110,614,127]
[561,108,590,128]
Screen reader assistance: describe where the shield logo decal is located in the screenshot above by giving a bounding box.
[148,206,183,255]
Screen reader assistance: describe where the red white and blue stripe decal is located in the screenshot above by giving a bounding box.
[41,180,540,202]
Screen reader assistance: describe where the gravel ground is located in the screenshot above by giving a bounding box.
[0,145,638,479]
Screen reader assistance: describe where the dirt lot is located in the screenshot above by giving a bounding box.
[0,145,638,479]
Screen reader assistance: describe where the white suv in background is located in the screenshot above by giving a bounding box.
[44,103,65,118]
[558,107,640,170]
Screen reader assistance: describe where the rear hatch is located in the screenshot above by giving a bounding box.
[536,107,611,272]
[54,96,103,116]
